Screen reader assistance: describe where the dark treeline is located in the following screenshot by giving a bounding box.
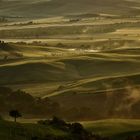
[0,40,9,48]
[0,17,8,23]
[0,41,24,60]
[34,117,110,140]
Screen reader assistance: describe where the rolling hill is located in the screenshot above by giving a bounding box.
[0,42,140,120]
[0,0,140,120]
[0,0,140,139]
[0,0,140,17]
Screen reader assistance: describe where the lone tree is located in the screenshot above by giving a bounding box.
[9,110,22,122]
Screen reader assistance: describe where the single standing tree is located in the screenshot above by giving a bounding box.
[9,110,22,122]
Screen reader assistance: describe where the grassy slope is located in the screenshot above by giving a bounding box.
[0,43,139,119]
[0,24,139,117]
[0,43,140,96]
[0,120,67,140]
[0,119,140,140]
[0,0,140,17]
[83,119,140,140]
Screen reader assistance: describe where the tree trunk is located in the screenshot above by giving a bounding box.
[14,117,16,122]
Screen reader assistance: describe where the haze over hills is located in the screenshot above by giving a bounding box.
[0,40,140,120]
[0,0,140,139]
[0,0,140,119]
[0,0,140,17]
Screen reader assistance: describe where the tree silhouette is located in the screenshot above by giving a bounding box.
[9,110,22,122]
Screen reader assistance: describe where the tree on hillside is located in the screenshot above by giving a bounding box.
[9,110,22,122]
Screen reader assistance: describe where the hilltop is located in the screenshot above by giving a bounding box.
[0,0,140,17]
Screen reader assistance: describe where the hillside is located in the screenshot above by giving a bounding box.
[0,0,140,121]
[0,118,95,140]
[0,118,140,140]
[0,42,140,120]
[83,119,140,140]
[0,0,140,139]
[0,0,140,17]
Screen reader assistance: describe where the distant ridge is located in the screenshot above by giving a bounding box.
[0,0,140,17]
